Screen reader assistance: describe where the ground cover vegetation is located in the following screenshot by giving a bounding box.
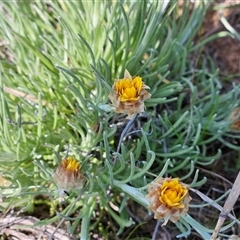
[0,1,240,239]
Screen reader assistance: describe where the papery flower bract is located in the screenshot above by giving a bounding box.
[229,107,240,131]
[108,70,151,118]
[146,177,191,226]
[54,156,85,191]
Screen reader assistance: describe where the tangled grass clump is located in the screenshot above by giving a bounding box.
[0,1,240,239]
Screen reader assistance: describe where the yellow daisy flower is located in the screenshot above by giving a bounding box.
[146,177,191,225]
[109,70,151,118]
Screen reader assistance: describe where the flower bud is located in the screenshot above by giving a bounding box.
[54,156,85,191]
[108,70,151,118]
[146,177,191,225]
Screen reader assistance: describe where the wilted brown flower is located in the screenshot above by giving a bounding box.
[229,107,240,131]
[146,177,191,226]
[108,70,151,118]
[54,156,85,191]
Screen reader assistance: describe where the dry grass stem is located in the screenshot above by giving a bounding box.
[211,171,240,240]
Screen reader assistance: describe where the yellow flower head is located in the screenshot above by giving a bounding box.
[109,70,151,118]
[54,156,85,191]
[146,177,191,226]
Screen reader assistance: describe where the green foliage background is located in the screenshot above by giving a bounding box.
[0,1,240,239]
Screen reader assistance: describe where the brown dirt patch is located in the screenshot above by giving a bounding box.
[201,1,240,81]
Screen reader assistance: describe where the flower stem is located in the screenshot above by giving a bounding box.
[116,113,138,153]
